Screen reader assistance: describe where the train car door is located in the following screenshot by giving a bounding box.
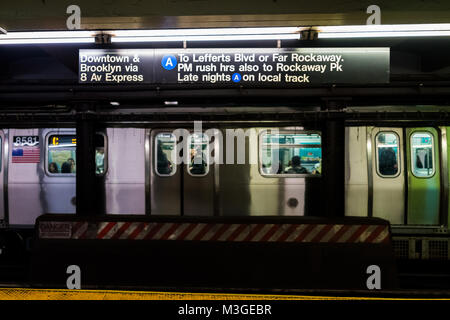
[0,130,5,224]
[370,127,405,224]
[183,132,214,216]
[406,128,440,225]
[150,130,214,216]
[151,130,181,215]
[44,129,77,214]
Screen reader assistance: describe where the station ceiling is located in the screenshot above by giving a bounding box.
[1,0,450,31]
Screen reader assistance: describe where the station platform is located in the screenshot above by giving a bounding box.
[0,287,449,300]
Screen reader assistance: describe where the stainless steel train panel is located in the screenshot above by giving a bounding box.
[346,126,405,223]
[42,128,77,214]
[345,127,368,217]
[149,129,181,215]
[8,128,77,225]
[183,167,214,216]
[149,127,310,216]
[219,182,306,216]
[371,127,405,225]
[8,129,43,225]
[149,128,216,216]
[105,128,145,214]
[219,127,307,216]
[183,130,215,216]
[406,127,441,225]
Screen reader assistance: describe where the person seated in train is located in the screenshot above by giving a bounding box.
[189,147,204,163]
[68,158,76,173]
[96,148,105,174]
[379,147,397,175]
[61,161,72,173]
[313,160,321,175]
[284,156,308,174]
[157,143,172,174]
[189,148,207,175]
[48,162,59,173]
[415,149,430,169]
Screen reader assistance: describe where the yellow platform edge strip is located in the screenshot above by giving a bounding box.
[0,288,449,300]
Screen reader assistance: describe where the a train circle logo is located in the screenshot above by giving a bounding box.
[161,55,177,70]
[232,73,242,82]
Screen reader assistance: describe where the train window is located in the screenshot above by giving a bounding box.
[375,132,400,177]
[95,134,106,175]
[411,132,434,178]
[48,135,76,174]
[260,132,322,176]
[155,133,176,176]
[47,134,107,175]
[188,133,209,176]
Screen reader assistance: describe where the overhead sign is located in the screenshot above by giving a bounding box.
[79,48,389,86]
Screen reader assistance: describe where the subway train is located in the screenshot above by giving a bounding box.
[0,119,449,263]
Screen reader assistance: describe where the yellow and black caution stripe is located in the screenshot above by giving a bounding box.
[0,288,449,300]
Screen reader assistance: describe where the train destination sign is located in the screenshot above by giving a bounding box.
[79,48,389,85]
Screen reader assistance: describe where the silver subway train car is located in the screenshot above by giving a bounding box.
[0,125,449,261]
[0,127,318,224]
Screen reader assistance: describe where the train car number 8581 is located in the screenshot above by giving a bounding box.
[13,136,39,147]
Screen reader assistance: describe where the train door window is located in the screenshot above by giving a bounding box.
[155,133,176,176]
[411,132,434,178]
[260,132,322,176]
[48,135,76,175]
[187,133,209,176]
[47,134,107,175]
[375,132,400,177]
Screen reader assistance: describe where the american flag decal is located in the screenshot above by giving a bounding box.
[12,146,40,163]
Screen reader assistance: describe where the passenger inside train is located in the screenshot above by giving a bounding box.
[379,147,398,175]
[377,133,399,176]
[260,132,322,175]
[284,156,308,174]
[96,148,105,174]
[48,162,58,173]
[313,160,321,174]
[157,142,173,175]
[61,162,71,173]
[68,158,76,173]
[189,147,207,175]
